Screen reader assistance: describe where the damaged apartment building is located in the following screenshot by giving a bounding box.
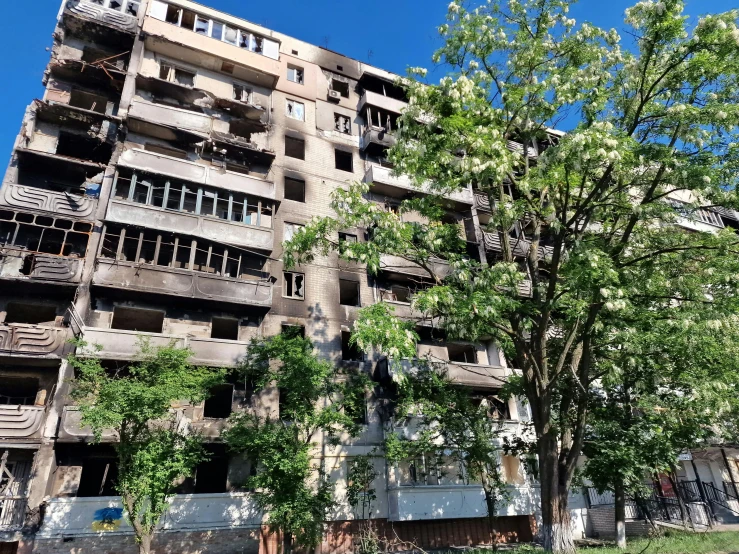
[0,1,579,553]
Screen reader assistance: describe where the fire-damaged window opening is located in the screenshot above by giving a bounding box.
[143,143,188,159]
[99,224,269,280]
[0,210,90,258]
[211,317,239,340]
[447,343,478,364]
[334,113,351,134]
[152,1,279,60]
[159,62,195,87]
[281,323,305,337]
[56,131,113,164]
[335,149,353,172]
[284,136,305,160]
[191,447,229,493]
[339,279,360,307]
[203,384,234,418]
[69,89,109,114]
[0,378,39,406]
[111,306,165,334]
[77,457,119,497]
[91,0,140,16]
[81,46,128,71]
[364,106,399,132]
[287,66,304,85]
[470,390,512,420]
[286,99,305,121]
[233,84,251,103]
[331,79,350,98]
[113,174,274,228]
[284,177,305,202]
[283,271,304,299]
[341,331,363,362]
[4,302,57,325]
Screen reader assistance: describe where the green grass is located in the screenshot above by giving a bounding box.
[575,530,739,554]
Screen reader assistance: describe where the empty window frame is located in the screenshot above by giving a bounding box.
[56,131,113,164]
[286,99,305,121]
[335,149,353,172]
[284,136,305,160]
[471,391,512,420]
[151,1,279,59]
[0,210,90,258]
[5,302,57,325]
[334,113,351,134]
[339,279,360,307]
[111,306,165,333]
[211,317,239,340]
[284,177,306,202]
[77,458,119,497]
[114,174,274,229]
[159,62,195,87]
[331,78,350,98]
[203,384,234,418]
[281,324,305,337]
[447,343,477,364]
[92,0,140,16]
[69,89,108,114]
[193,453,229,493]
[233,83,251,103]
[283,271,305,299]
[0,378,39,406]
[287,65,304,84]
[341,331,363,361]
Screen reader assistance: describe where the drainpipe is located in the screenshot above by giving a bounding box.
[721,448,739,499]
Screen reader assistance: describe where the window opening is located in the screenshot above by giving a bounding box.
[284,136,305,160]
[110,306,165,333]
[447,344,477,364]
[233,84,251,103]
[283,272,304,299]
[69,89,108,114]
[281,324,305,337]
[0,378,39,406]
[159,63,195,87]
[335,149,353,172]
[193,452,229,493]
[211,317,239,340]
[341,331,363,361]
[286,99,305,121]
[284,177,305,202]
[331,79,350,98]
[283,222,303,242]
[5,302,57,325]
[77,458,119,497]
[203,384,234,418]
[339,279,360,307]
[334,113,351,134]
[287,66,304,84]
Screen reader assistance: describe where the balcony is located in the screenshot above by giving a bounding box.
[364,164,473,206]
[482,231,553,261]
[92,258,272,308]
[128,100,212,137]
[0,405,45,441]
[387,485,537,521]
[106,200,274,251]
[0,496,27,534]
[380,254,452,280]
[79,326,252,366]
[0,183,97,219]
[142,16,280,88]
[36,494,262,538]
[63,0,138,36]
[59,406,114,442]
[118,149,275,199]
[0,251,83,285]
[0,324,72,359]
[361,126,396,156]
[446,362,511,389]
[358,90,407,116]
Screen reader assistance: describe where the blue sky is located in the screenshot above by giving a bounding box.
[0,0,735,161]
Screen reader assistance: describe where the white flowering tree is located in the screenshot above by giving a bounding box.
[283,1,739,552]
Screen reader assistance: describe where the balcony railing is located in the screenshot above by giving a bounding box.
[64,0,138,34]
[361,126,396,154]
[379,254,452,279]
[0,324,72,359]
[0,496,28,533]
[0,183,97,219]
[483,231,554,261]
[79,326,253,366]
[358,91,407,116]
[0,406,45,440]
[37,494,262,538]
[364,164,473,205]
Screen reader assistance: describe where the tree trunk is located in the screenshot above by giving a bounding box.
[614,479,627,549]
[139,534,152,554]
[283,532,293,554]
[483,487,498,552]
[539,437,576,554]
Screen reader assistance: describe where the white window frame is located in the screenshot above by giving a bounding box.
[287,65,304,84]
[233,83,252,103]
[286,99,305,121]
[283,271,305,300]
[95,0,141,15]
[159,61,196,87]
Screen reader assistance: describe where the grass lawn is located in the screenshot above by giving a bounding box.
[575,530,739,554]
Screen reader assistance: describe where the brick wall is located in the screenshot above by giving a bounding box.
[587,506,651,539]
[24,528,260,554]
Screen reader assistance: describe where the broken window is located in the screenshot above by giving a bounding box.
[342,331,363,361]
[283,222,303,242]
[223,25,239,45]
[339,279,360,307]
[211,317,239,340]
[110,306,165,334]
[334,113,351,134]
[287,66,304,84]
[159,63,195,87]
[203,384,234,418]
[470,391,512,420]
[331,79,350,98]
[193,449,229,493]
[286,99,305,121]
[69,89,108,114]
[284,136,305,160]
[233,84,251,103]
[95,0,139,14]
[335,149,353,172]
[56,131,112,164]
[77,457,119,497]
[0,378,39,406]
[283,271,304,300]
[281,324,305,338]
[194,15,210,35]
[143,143,188,159]
[284,177,305,202]
[5,302,57,325]
[447,343,477,364]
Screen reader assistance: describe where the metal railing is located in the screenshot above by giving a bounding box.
[703,481,739,515]
[0,496,28,531]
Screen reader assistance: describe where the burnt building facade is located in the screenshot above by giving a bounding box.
[0,1,565,553]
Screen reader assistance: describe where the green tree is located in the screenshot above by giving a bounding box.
[383,359,510,548]
[283,1,739,551]
[223,328,369,554]
[69,341,224,554]
[584,310,739,546]
[346,454,380,554]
